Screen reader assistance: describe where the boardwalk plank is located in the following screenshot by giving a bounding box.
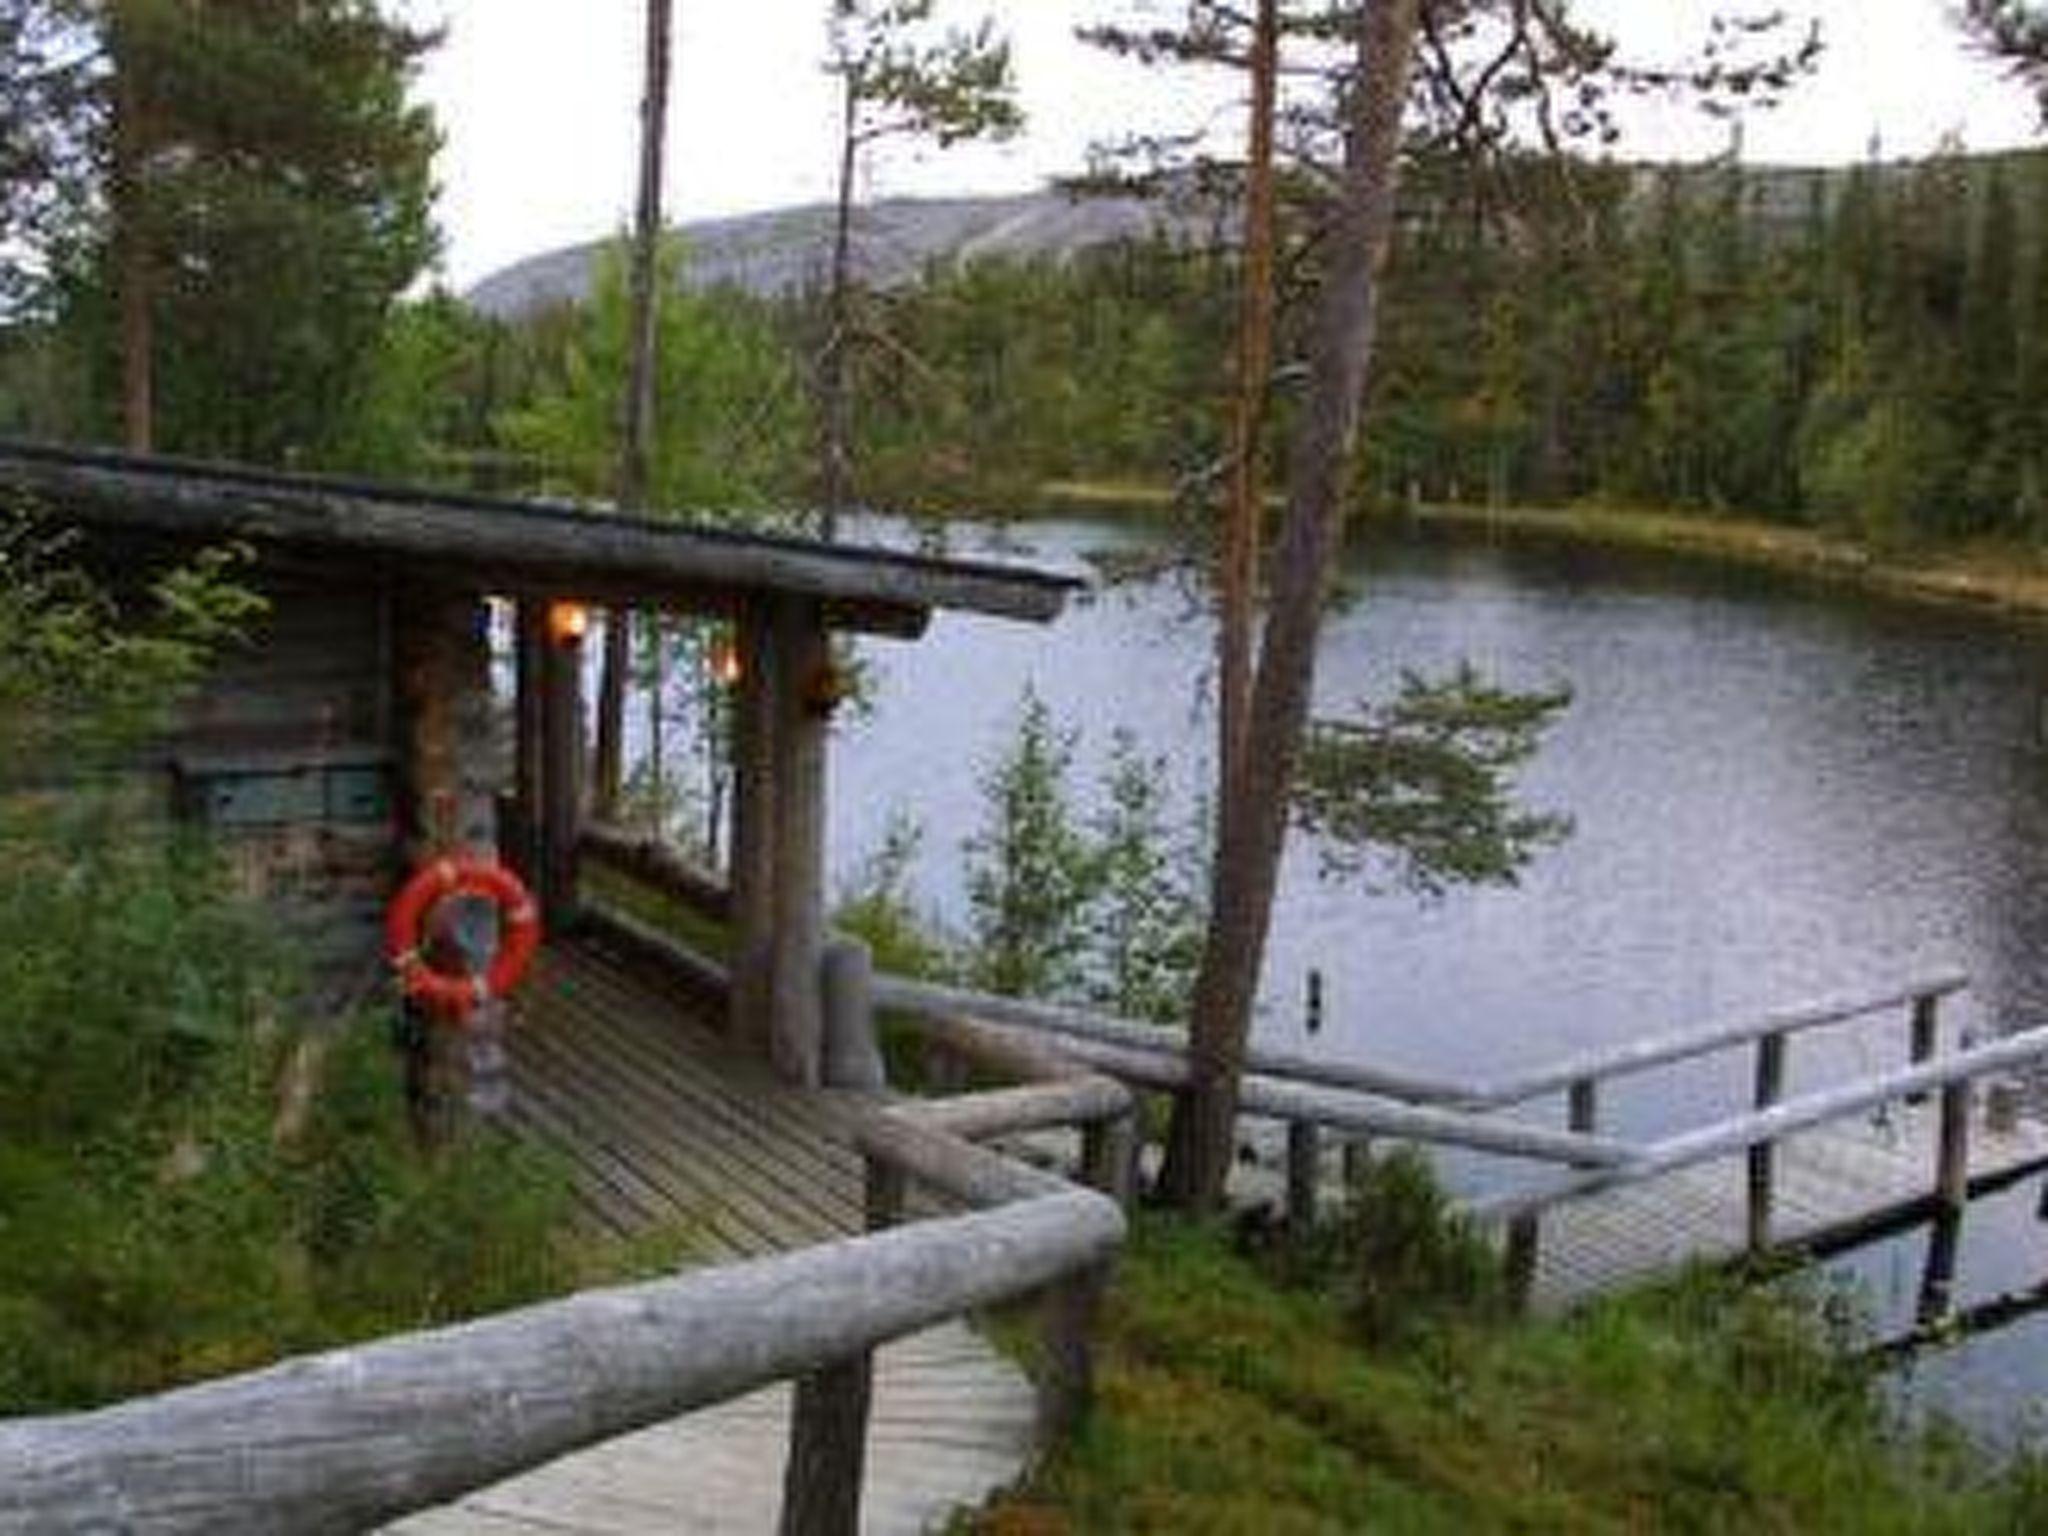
[1529,1095,2048,1311]
[395,940,1042,1535]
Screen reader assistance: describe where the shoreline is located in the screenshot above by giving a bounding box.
[1039,479,2048,624]
[1402,503,2048,624]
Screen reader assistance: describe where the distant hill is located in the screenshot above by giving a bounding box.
[464,189,1212,318]
[466,152,2048,321]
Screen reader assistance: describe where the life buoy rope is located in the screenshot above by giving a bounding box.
[384,853,541,1021]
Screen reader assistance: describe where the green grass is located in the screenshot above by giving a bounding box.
[0,806,707,1415]
[972,1215,2048,1535]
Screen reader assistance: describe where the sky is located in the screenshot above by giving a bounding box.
[399,1,2046,292]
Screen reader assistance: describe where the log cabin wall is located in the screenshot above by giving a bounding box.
[160,565,402,998]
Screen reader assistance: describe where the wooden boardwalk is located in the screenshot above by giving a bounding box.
[497,930,868,1256]
[386,932,1035,1535]
[1526,1096,2048,1313]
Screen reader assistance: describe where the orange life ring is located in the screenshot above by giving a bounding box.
[385,854,541,1021]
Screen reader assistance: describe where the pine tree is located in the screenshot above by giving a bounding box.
[65,0,441,461]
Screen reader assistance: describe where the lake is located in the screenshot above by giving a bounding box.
[618,509,2048,1437]
[830,513,2048,1439]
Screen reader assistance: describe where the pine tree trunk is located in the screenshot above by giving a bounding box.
[821,71,861,542]
[595,0,673,817]
[110,13,152,452]
[1217,0,1279,814]
[1159,0,1421,1212]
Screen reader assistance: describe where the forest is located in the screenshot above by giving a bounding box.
[8,138,2048,555]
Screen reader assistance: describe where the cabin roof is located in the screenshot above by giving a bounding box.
[0,440,1081,634]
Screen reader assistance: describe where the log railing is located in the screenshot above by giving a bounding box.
[1468,1020,2048,1305]
[578,828,2034,1310]
[0,924,1129,1536]
[867,968,2045,1317]
[581,820,735,924]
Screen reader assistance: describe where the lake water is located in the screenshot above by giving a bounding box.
[619,509,2048,1438]
[827,513,2048,1441]
[835,518,2048,1077]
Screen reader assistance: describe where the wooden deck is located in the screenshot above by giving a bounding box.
[387,932,1036,1535]
[1526,1095,2048,1313]
[500,930,867,1258]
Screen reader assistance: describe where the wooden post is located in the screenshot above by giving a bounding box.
[1908,992,1940,1105]
[1286,1119,1321,1230]
[1747,1030,1786,1254]
[923,1040,969,1096]
[822,939,884,1092]
[781,1157,898,1536]
[781,1360,875,1536]
[733,593,840,1087]
[1568,1078,1598,1140]
[1082,1112,1137,1209]
[1504,1214,1540,1313]
[539,604,584,931]
[508,600,546,885]
[1935,1077,1972,1217]
[1039,1260,1108,1442]
[767,597,830,1087]
[1916,1077,1973,1324]
[730,600,777,1054]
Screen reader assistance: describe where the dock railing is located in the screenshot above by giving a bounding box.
[867,969,2048,1310]
[591,823,2048,1300]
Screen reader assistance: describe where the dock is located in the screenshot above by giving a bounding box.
[1524,1097,2048,1312]
[384,930,1036,1536]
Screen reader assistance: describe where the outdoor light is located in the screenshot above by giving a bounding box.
[547,601,588,645]
[709,636,742,687]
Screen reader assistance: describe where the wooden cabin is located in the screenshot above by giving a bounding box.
[0,439,1076,1083]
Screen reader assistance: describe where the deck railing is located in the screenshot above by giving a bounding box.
[587,822,2048,1300]
[867,968,2044,1311]
[0,914,1131,1536]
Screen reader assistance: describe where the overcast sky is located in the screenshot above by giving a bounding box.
[399,1,2045,291]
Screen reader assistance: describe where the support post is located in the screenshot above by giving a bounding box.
[1039,1259,1108,1443]
[1935,1077,1972,1217]
[1568,1078,1598,1141]
[730,601,777,1053]
[1748,1029,1786,1255]
[1287,1119,1321,1230]
[728,594,835,1091]
[538,603,584,931]
[1504,1214,1540,1314]
[780,1157,899,1536]
[1082,1112,1137,1210]
[822,940,884,1092]
[508,599,546,886]
[780,1360,872,1536]
[1917,1077,1973,1323]
[1908,992,1940,1105]
[924,1040,969,1096]
[768,597,830,1087]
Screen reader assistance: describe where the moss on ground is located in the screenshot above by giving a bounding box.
[971,1215,2048,1535]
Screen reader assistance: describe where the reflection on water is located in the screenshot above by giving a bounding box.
[836,518,2048,1082]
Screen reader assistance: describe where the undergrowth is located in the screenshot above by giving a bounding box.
[972,1200,2048,1534]
[0,800,591,1413]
